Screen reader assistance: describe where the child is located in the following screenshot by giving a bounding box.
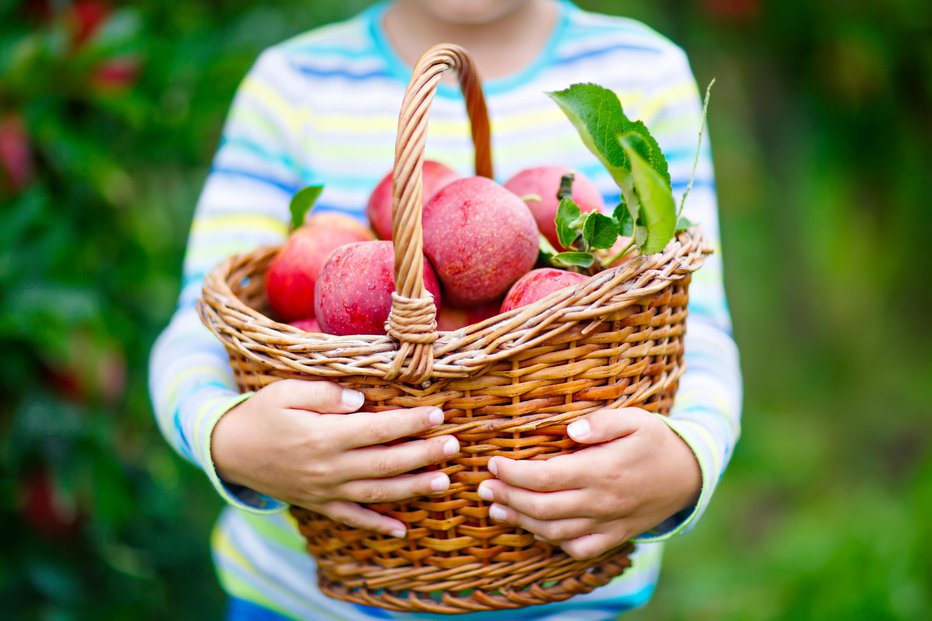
[149,1,742,619]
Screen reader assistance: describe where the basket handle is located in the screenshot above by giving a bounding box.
[385,44,492,383]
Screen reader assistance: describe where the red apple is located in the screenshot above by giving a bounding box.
[290,318,321,332]
[501,268,589,313]
[265,213,375,322]
[367,160,459,240]
[422,176,538,306]
[437,302,501,331]
[314,241,442,336]
[504,166,605,250]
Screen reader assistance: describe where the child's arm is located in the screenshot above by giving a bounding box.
[474,45,742,559]
[148,49,458,536]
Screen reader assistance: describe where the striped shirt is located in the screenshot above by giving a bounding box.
[148,1,742,619]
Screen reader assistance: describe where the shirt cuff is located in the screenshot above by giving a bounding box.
[632,414,719,543]
[197,391,287,514]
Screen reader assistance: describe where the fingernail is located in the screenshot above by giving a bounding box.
[389,528,406,538]
[341,389,365,409]
[489,504,507,521]
[487,457,499,476]
[477,481,494,501]
[442,437,459,456]
[430,473,450,492]
[567,419,590,440]
[428,408,444,426]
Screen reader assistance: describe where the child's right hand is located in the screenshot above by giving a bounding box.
[211,379,458,538]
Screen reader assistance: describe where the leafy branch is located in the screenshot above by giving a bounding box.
[540,80,714,270]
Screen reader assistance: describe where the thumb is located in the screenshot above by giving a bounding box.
[566,407,647,444]
[263,379,365,414]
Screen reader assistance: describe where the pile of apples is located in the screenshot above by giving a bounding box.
[266,162,609,335]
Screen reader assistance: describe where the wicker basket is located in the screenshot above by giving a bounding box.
[198,44,708,614]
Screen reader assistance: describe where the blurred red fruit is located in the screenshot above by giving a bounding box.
[702,0,760,23]
[0,115,34,193]
[69,0,111,48]
[18,470,80,539]
[92,57,142,93]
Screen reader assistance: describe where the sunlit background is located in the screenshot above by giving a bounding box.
[1,1,930,619]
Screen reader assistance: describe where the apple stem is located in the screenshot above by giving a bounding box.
[601,239,636,269]
[556,173,575,201]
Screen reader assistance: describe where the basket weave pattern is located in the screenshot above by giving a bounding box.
[198,44,708,614]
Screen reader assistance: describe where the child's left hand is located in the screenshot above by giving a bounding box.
[477,407,701,561]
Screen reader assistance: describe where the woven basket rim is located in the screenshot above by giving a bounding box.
[198,228,708,382]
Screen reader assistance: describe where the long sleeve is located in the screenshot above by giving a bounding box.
[633,44,743,541]
[148,48,307,513]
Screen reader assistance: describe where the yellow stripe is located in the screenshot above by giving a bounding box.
[306,90,649,137]
[191,213,288,237]
[678,418,723,479]
[227,106,282,139]
[188,241,276,263]
[213,529,301,619]
[306,113,395,134]
[240,79,303,129]
[313,131,586,163]
[163,364,229,406]
[193,395,226,463]
[641,80,697,122]
[239,512,306,553]
[214,525,345,621]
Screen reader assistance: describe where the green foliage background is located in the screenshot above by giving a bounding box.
[1,1,929,619]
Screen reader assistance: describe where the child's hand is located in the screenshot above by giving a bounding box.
[211,380,458,538]
[477,408,701,560]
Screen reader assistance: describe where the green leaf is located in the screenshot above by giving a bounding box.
[552,252,595,268]
[620,138,676,254]
[547,83,671,187]
[613,202,635,236]
[289,184,324,230]
[583,212,619,249]
[635,224,648,248]
[675,215,697,232]
[611,200,627,222]
[555,197,582,249]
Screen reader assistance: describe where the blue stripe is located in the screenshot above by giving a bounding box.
[292,65,390,81]
[285,44,372,57]
[220,138,313,179]
[673,178,715,192]
[227,598,291,621]
[173,407,194,460]
[555,41,665,67]
[209,167,299,195]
